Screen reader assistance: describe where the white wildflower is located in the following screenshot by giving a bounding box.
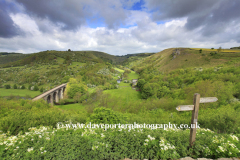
[27,147,34,152]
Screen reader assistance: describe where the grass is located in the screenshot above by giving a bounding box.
[119,82,131,86]
[191,48,240,53]
[104,86,142,101]
[88,88,96,93]
[114,67,124,73]
[56,103,86,111]
[0,88,41,98]
[127,70,138,80]
[133,48,240,73]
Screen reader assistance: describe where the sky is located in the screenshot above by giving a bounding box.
[0,0,240,55]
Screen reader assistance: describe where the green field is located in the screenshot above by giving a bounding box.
[127,70,138,80]
[56,103,86,111]
[0,88,41,98]
[114,67,124,73]
[104,86,141,101]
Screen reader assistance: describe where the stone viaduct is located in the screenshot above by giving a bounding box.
[32,83,67,104]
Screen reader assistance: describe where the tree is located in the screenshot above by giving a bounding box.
[4,84,11,89]
[21,85,25,89]
[13,84,17,89]
[217,47,222,53]
[68,49,71,51]
[137,79,146,89]
[199,49,202,53]
[66,78,88,98]
[33,85,39,91]
[141,83,153,99]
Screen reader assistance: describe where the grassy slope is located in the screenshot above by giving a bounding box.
[0,53,30,65]
[133,48,240,73]
[56,103,85,111]
[0,88,41,98]
[104,86,141,102]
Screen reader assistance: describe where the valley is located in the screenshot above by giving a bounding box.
[1,48,240,159]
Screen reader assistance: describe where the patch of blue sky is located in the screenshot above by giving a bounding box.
[131,0,144,11]
[119,23,137,29]
[86,17,105,28]
[156,21,167,25]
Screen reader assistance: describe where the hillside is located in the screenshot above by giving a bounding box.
[0,50,156,68]
[0,50,121,68]
[0,52,31,65]
[131,48,240,73]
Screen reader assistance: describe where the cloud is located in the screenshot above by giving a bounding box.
[145,0,240,37]
[0,0,240,54]
[15,0,141,30]
[0,0,21,38]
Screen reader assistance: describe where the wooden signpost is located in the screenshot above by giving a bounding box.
[176,93,218,147]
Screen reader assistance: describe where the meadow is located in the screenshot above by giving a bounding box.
[0,88,41,98]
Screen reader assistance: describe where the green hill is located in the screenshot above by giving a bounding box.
[0,50,122,68]
[0,52,31,65]
[132,48,240,73]
[0,50,155,68]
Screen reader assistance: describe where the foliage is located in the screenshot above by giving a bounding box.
[13,84,17,89]
[4,84,10,89]
[87,107,127,124]
[66,78,88,98]
[21,85,25,89]
[0,126,239,159]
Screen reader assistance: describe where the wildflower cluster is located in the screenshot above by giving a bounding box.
[0,126,54,156]
[159,137,175,150]
[92,141,108,150]
[144,135,155,145]
[81,129,97,136]
[211,134,240,156]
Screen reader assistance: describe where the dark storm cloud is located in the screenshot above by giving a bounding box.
[16,0,88,30]
[15,0,131,30]
[0,0,20,38]
[145,0,240,36]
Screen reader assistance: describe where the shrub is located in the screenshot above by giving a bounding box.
[33,85,39,91]
[87,107,127,124]
[66,78,88,98]
[4,84,11,89]
[40,87,44,92]
[13,84,17,89]
[21,85,25,89]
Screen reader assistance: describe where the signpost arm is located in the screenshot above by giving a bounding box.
[189,93,200,147]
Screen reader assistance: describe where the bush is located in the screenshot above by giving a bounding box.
[87,107,127,124]
[40,87,44,92]
[66,78,88,98]
[4,84,11,89]
[0,99,68,135]
[21,85,25,89]
[33,85,39,91]
[13,84,17,89]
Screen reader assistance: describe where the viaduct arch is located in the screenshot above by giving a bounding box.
[32,83,67,104]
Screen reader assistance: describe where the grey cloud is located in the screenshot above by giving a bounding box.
[0,1,21,38]
[145,0,240,37]
[16,0,88,30]
[15,0,137,30]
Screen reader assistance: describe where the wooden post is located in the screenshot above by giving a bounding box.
[189,93,200,147]
[176,94,217,148]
